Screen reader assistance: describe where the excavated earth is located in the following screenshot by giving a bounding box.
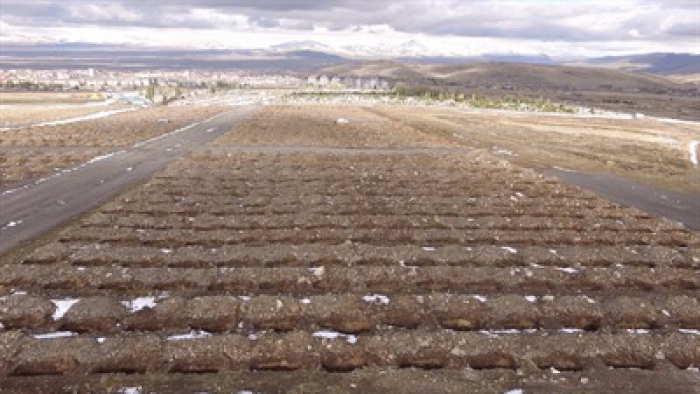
[0,105,699,393]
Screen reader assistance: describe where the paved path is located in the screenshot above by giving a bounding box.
[545,168,700,231]
[0,106,258,254]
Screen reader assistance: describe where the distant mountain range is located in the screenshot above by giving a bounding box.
[0,41,697,77]
[578,53,700,75]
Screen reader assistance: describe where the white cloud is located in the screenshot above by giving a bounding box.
[1,0,698,56]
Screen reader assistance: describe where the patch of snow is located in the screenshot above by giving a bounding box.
[504,389,524,394]
[117,387,142,394]
[336,118,350,124]
[524,296,538,303]
[480,329,537,336]
[421,246,436,252]
[556,267,579,274]
[51,298,80,320]
[36,108,137,127]
[33,331,78,339]
[363,294,390,305]
[312,330,358,344]
[501,246,518,254]
[472,295,488,303]
[2,220,22,230]
[309,266,325,276]
[689,141,699,168]
[167,330,212,341]
[239,296,252,302]
[300,298,311,304]
[551,166,576,173]
[122,297,157,312]
[97,337,106,343]
[679,329,700,335]
[559,328,585,333]
[626,329,650,334]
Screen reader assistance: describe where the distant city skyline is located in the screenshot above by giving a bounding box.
[1,0,698,57]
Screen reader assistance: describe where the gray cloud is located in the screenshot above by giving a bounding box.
[2,0,698,44]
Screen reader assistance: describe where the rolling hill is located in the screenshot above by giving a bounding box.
[580,53,700,75]
[317,61,693,93]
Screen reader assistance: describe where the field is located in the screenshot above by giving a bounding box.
[0,105,228,187]
[0,92,106,105]
[1,105,698,393]
[370,106,700,194]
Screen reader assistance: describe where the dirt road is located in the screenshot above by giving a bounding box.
[0,106,258,255]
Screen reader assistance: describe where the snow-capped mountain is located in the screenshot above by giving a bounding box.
[264,39,470,58]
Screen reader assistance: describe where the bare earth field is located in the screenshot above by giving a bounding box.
[213,105,454,148]
[0,92,105,105]
[0,106,228,188]
[1,105,698,393]
[370,106,700,195]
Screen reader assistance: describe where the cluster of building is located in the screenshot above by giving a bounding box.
[306,75,391,90]
[0,69,306,91]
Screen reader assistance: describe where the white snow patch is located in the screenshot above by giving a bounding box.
[122,297,157,312]
[555,267,579,274]
[33,331,78,339]
[2,220,22,230]
[97,337,106,343]
[501,246,518,254]
[559,328,585,333]
[35,108,137,127]
[300,298,311,304]
[117,387,142,394]
[336,118,350,124]
[309,266,325,276]
[626,329,650,334]
[689,141,699,168]
[504,389,524,394]
[679,329,700,335]
[421,246,436,252]
[472,295,488,303]
[524,296,538,303]
[551,166,576,173]
[480,329,537,336]
[363,294,390,305]
[313,330,358,344]
[167,330,212,341]
[51,298,80,320]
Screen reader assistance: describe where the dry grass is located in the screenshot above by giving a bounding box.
[371,106,700,194]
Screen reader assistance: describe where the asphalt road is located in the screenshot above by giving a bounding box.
[545,168,700,231]
[0,105,258,255]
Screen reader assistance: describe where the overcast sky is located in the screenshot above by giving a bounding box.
[1,0,698,57]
